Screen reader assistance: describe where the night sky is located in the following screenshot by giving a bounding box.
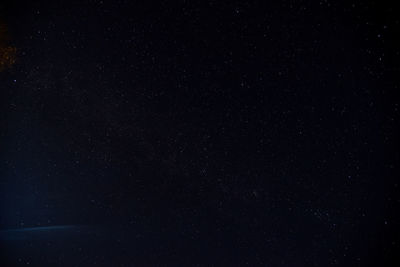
[0,0,399,266]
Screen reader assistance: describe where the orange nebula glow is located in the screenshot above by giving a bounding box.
[0,20,16,71]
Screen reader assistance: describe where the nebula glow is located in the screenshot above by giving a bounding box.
[0,20,16,71]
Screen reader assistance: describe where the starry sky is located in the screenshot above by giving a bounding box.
[0,0,399,266]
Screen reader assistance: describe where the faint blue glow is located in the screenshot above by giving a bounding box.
[0,225,78,233]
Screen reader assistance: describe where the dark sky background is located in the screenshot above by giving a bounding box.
[0,0,399,266]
